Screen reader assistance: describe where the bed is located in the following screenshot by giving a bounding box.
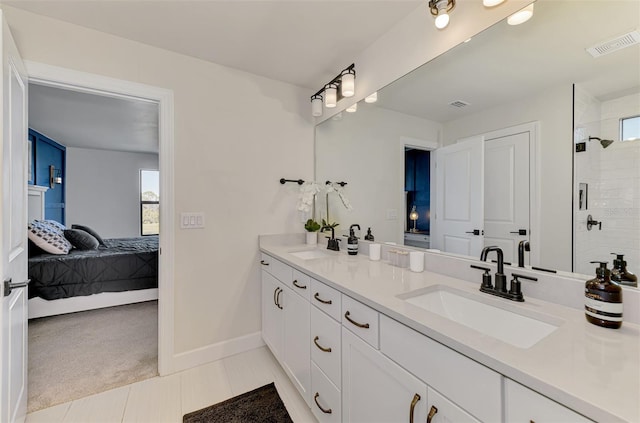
[28,236,159,319]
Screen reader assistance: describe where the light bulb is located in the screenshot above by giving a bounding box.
[311,95,323,117]
[507,4,534,26]
[364,92,378,103]
[324,83,337,108]
[346,103,357,113]
[483,0,505,7]
[435,11,449,29]
[341,69,355,97]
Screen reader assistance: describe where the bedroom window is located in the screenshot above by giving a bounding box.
[141,170,159,236]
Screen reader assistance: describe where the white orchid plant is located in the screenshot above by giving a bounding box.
[297,181,352,231]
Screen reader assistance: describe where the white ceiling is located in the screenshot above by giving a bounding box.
[11,0,424,153]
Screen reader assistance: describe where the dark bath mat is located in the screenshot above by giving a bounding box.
[183,382,293,423]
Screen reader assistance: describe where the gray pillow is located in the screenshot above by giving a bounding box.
[71,224,105,245]
[64,229,100,250]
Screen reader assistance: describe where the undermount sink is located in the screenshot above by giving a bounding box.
[399,285,561,349]
[289,249,330,260]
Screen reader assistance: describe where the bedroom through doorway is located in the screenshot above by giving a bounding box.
[26,81,162,412]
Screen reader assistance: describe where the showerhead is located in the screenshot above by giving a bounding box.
[589,136,614,149]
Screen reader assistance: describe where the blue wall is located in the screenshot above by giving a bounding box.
[405,149,430,232]
[29,129,66,224]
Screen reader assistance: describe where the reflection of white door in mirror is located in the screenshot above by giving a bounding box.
[433,136,484,257]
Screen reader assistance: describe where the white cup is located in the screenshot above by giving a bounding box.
[369,243,381,261]
[409,251,425,272]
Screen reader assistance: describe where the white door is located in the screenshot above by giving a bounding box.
[433,137,484,257]
[0,11,29,423]
[483,132,530,265]
[261,271,284,360]
[282,286,310,406]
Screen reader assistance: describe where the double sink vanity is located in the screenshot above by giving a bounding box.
[259,234,639,423]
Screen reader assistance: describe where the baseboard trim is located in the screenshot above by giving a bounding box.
[172,331,265,373]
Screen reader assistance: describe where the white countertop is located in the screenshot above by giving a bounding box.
[260,236,640,423]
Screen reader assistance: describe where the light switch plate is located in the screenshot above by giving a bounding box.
[180,212,205,229]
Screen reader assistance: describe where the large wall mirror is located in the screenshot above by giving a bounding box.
[315,0,639,280]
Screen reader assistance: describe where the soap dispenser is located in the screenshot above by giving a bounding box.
[611,253,637,287]
[364,227,374,241]
[347,224,361,256]
[585,261,623,329]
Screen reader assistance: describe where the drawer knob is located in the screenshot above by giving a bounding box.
[345,311,370,329]
[313,336,332,353]
[314,292,332,305]
[427,405,438,423]
[410,393,421,423]
[292,279,307,290]
[314,393,332,414]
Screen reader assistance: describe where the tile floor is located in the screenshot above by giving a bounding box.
[26,346,318,423]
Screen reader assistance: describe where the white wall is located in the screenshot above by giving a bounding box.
[442,84,574,272]
[66,147,159,238]
[2,5,313,362]
[316,107,440,243]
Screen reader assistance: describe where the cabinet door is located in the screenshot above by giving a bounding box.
[342,328,427,423]
[505,379,593,423]
[282,286,311,406]
[261,271,284,360]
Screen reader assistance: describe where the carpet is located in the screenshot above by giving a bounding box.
[183,383,293,423]
[28,300,158,412]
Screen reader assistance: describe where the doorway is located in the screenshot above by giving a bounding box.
[25,62,175,400]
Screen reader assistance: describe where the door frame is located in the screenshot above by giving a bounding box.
[25,61,176,375]
[478,121,540,266]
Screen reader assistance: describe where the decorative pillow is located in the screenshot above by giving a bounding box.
[71,224,105,245]
[27,221,72,255]
[64,229,100,250]
[42,219,66,233]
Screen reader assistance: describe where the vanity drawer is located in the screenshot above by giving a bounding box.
[289,269,311,301]
[311,362,341,423]
[380,315,501,423]
[341,295,379,349]
[311,306,341,388]
[311,279,342,321]
[260,253,292,284]
[504,379,593,422]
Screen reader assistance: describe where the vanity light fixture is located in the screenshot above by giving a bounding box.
[483,0,505,7]
[346,103,357,113]
[311,94,323,117]
[429,0,455,29]
[309,63,356,116]
[364,92,378,103]
[507,3,534,25]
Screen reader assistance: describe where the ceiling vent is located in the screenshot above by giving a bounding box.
[449,100,470,108]
[587,30,640,58]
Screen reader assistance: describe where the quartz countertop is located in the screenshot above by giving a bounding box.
[259,236,640,423]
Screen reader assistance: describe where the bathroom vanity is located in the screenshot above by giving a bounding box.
[259,234,639,423]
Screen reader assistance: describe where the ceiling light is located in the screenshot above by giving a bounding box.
[507,3,534,26]
[429,0,455,29]
[346,103,357,113]
[483,0,505,7]
[309,64,356,116]
[365,92,378,103]
[324,83,338,108]
[341,68,356,97]
[311,94,323,117]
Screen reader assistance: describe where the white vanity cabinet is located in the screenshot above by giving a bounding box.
[260,255,311,406]
[504,379,593,423]
[342,327,428,423]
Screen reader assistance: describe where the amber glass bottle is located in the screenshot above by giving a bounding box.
[585,261,623,329]
[611,253,638,287]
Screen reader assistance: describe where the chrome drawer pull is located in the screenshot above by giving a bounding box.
[345,311,370,329]
[275,288,283,310]
[293,279,307,290]
[314,393,332,414]
[260,260,269,266]
[313,336,332,353]
[314,292,332,305]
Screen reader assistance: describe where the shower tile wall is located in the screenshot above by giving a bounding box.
[574,88,640,275]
